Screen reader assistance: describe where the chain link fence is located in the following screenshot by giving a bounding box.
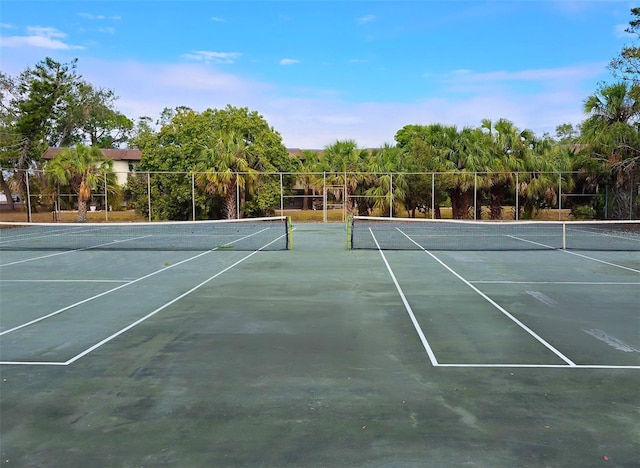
[4,169,639,222]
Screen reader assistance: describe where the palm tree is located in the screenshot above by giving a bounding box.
[195,132,254,219]
[580,82,640,218]
[481,119,531,220]
[429,125,487,219]
[45,144,114,222]
[364,143,407,216]
[396,124,448,218]
[320,140,368,216]
[297,150,321,210]
[517,136,572,219]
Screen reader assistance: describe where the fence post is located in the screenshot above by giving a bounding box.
[323,171,327,223]
[431,173,435,219]
[343,171,347,222]
[104,172,108,221]
[26,171,32,222]
[515,172,519,221]
[280,172,284,216]
[390,173,393,218]
[147,172,151,222]
[236,175,240,219]
[57,183,61,221]
[558,172,562,220]
[191,172,196,221]
[474,172,477,220]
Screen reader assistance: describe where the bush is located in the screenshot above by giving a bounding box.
[571,205,596,220]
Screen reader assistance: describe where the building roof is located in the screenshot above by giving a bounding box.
[42,147,143,161]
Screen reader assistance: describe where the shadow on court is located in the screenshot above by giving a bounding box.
[0,223,638,467]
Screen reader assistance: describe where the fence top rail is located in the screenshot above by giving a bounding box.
[13,169,595,176]
[352,216,640,226]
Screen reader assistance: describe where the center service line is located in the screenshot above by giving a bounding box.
[369,228,439,367]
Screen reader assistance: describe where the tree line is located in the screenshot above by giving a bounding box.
[1,8,638,221]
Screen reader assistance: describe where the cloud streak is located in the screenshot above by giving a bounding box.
[0,26,84,50]
[181,51,241,64]
[279,58,300,65]
[73,58,595,148]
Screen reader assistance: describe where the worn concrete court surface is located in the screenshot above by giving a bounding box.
[0,222,638,467]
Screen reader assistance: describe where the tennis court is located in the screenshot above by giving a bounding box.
[1,219,639,467]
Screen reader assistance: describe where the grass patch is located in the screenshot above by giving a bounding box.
[0,209,146,223]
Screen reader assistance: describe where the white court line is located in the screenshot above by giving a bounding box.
[369,229,439,366]
[471,280,640,285]
[436,363,640,369]
[562,250,640,274]
[0,279,129,283]
[509,235,640,274]
[0,360,69,366]
[0,225,90,245]
[0,235,153,267]
[0,228,285,366]
[0,228,271,337]
[397,227,577,367]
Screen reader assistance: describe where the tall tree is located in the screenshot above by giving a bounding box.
[54,81,133,148]
[481,119,533,219]
[319,139,369,216]
[45,144,114,222]
[395,124,447,218]
[296,150,320,210]
[10,58,79,209]
[580,82,640,218]
[129,106,290,220]
[609,7,640,85]
[196,132,253,219]
[364,143,407,216]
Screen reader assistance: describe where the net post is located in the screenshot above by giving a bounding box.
[346,216,352,249]
[562,222,567,250]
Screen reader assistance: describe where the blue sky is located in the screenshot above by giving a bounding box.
[0,0,635,148]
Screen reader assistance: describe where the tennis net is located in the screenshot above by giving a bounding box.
[349,216,640,251]
[0,217,291,251]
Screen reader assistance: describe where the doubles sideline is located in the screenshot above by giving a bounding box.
[370,227,640,370]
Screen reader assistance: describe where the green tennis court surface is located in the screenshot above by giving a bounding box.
[1,223,638,467]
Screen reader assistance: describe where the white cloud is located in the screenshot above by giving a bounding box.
[434,64,606,95]
[0,26,84,50]
[210,17,226,23]
[181,51,241,64]
[279,58,300,65]
[78,13,121,21]
[54,58,597,149]
[357,14,376,25]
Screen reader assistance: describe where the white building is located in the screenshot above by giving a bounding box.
[42,148,143,186]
